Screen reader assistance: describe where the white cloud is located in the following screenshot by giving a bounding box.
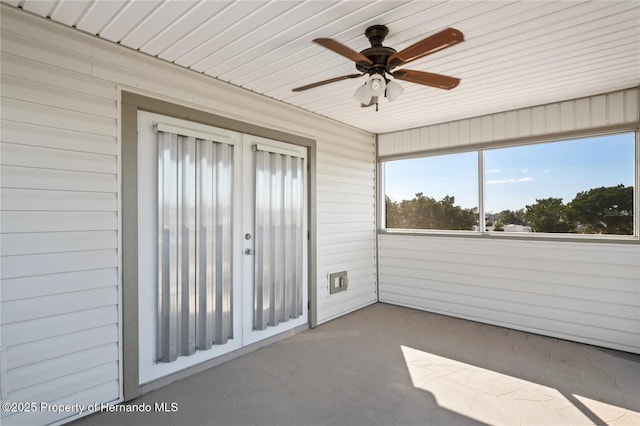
[521,168,529,173]
[486,177,534,184]
[485,168,500,174]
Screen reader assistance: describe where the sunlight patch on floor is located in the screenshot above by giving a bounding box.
[400,345,639,425]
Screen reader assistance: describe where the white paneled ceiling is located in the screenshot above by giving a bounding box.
[7,0,640,133]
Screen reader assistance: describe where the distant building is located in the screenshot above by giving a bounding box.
[504,224,531,232]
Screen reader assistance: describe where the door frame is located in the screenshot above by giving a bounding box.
[120,91,317,401]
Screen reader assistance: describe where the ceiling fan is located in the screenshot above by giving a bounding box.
[292,25,464,108]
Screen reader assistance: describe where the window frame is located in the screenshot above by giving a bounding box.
[378,128,640,243]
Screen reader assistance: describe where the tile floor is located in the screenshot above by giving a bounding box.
[75,303,639,426]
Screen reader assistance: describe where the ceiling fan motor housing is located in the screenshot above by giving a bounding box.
[356,25,397,74]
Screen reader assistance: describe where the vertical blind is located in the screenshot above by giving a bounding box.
[254,148,304,330]
[157,130,233,363]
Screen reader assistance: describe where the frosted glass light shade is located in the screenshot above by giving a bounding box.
[353,83,370,103]
[386,80,404,102]
[366,74,386,97]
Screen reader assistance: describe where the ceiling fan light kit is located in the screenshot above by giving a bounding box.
[292,24,464,108]
[385,80,404,102]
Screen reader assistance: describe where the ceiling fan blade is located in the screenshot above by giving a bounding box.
[393,69,460,90]
[314,38,373,66]
[292,73,364,92]
[361,96,378,108]
[388,28,463,68]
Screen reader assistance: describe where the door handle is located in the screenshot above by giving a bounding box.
[244,248,254,255]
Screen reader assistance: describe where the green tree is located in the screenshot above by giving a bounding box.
[385,192,477,230]
[525,197,574,233]
[436,195,478,230]
[385,196,402,228]
[567,184,633,235]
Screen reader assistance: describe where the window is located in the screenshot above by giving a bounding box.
[382,131,637,238]
[384,152,478,230]
[485,133,635,235]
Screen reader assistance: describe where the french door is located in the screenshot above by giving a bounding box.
[137,112,307,384]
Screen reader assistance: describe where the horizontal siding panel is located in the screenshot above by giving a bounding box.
[316,163,375,180]
[380,236,638,267]
[1,98,117,137]
[379,272,637,321]
[1,165,117,193]
[0,230,117,256]
[317,240,376,257]
[2,287,117,324]
[3,379,119,426]
[317,231,375,247]
[0,14,91,56]
[1,211,117,233]
[317,222,375,235]
[317,201,375,213]
[317,256,375,274]
[316,179,375,193]
[380,280,637,334]
[316,191,374,205]
[7,324,119,368]
[1,75,117,118]
[317,139,375,158]
[379,235,640,353]
[0,29,92,75]
[317,147,375,163]
[2,305,118,346]
[380,292,638,353]
[3,380,119,426]
[1,120,117,155]
[5,363,118,406]
[1,188,117,211]
[0,142,116,174]
[8,344,118,392]
[2,269,117,301]
[379,264,635,307]
[381,255,636,295]
[1,52,116,100]
[379,240,637,292]
[317,212,375,225]
[1,249,118,279]
[380,246,637,280]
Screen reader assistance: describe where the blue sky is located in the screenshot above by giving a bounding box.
[384,132,635,212]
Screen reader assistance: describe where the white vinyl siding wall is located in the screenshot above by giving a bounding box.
[378,236,639,353]
[0,28,120,426]
[378,89,640,354]
[0,6,376,425]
